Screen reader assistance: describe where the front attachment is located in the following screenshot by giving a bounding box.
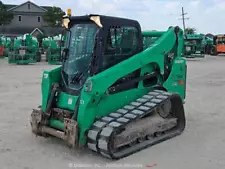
[30,109,78,148]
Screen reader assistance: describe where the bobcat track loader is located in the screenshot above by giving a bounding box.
[30,12,187,159]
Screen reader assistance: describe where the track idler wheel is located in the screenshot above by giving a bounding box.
[158,100,172,118]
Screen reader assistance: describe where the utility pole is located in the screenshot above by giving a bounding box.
[179,7,189,34]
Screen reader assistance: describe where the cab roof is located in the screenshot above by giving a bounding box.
[68,14,141,28]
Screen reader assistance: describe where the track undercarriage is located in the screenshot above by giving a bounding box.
[31,89,185,159]
[87,89,185,159]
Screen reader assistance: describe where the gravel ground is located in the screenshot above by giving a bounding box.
[0,55,225,169]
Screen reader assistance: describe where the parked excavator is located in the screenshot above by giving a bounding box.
[8,34,41,64]
[30,10,187,159]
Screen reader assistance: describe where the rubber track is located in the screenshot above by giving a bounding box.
[87,89,185,159]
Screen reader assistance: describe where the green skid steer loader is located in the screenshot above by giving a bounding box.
[8,34,41,64]
[30,14,187,159]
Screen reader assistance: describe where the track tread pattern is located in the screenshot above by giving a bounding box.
[87,89,185,159]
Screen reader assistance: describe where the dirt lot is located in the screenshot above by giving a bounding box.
[0,55,225,169]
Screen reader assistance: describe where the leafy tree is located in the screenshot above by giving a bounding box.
[0,1,14,25]
[43,6,66,27]
[184,27,197,34]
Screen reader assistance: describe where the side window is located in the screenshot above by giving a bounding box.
[103,26,139,70]
[38,16,41,22]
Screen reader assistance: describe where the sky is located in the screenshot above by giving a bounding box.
[3,0,225,34]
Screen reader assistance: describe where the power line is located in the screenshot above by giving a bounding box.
[178,7,189,33]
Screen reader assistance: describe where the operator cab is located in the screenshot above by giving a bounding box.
[61,14,143,95]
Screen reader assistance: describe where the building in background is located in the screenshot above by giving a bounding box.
[0,1,63,37]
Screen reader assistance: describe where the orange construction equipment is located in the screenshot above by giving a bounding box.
[212,34,225,55]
